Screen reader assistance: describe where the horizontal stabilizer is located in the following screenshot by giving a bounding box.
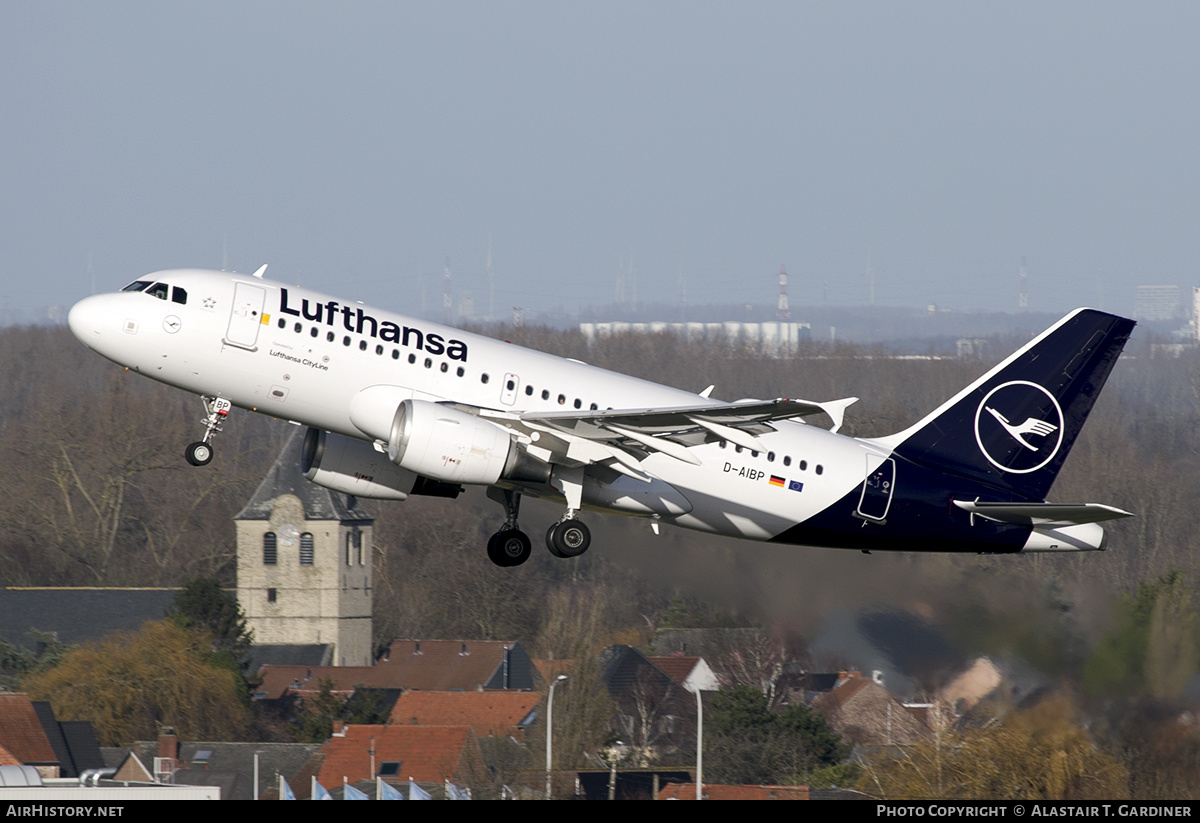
[954,500,1133,528]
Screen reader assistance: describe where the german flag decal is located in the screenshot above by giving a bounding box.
[769,475,785,487]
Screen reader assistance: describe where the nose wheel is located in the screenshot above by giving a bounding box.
[185,441,214,466]
[185,396,231,467]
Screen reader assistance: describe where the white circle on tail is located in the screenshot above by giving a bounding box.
[973,380,1064,474]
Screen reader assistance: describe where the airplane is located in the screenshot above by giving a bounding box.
[67,266,1135,567]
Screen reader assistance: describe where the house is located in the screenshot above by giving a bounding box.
[647,654,719,693]
[256,639,537,701]
[310,724,489,791]
[0,693,103,779]
[599,645,697,765]
[810,672,931,746]
[388,691,541,742]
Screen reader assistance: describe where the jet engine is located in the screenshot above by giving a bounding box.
[386,399,519,485]
[302,428,460,500]
[348,390,553,487]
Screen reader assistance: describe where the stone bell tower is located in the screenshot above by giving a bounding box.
[235,429,374,666]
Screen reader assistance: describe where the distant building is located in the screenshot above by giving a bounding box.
[1133,285,1181,321]
[1193,287,1200,341]
[235,430,374,666]
[579,320,811,357]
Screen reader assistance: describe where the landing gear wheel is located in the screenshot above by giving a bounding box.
[546,519,591,558]
[487,529,531,567]
[185,441,214,466]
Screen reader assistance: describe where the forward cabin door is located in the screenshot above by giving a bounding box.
[225,282,267,350]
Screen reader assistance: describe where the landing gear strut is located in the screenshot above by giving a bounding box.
[485,488,532,567]
[185,396,231,467]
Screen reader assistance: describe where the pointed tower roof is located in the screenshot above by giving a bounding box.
[235,428,373,523]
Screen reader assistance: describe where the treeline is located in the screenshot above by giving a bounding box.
[4,324,1200,621]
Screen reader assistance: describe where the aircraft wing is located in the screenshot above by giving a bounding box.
[487,397,857,477]
[523,397,856,439]
[953,501,1134,528]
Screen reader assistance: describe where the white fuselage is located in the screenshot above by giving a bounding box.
[68,269,883,541]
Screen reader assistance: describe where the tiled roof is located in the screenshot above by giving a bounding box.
[316,725,480,784]
[658,782,809,800]
[0,743,22,766]
[388,691,541,739]
[533,659,573,686]
[0,694,57,766]
[258,639,533,699]
[0,589,177,649]
[376,640,532,690]
[256,665,376,700]
[647,656,700,686]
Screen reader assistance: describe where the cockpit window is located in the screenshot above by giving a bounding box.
[145,282,169,300]
[122,281,152,292]
[172,287,187,305]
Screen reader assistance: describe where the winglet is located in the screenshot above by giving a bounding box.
[699,385,715,398]
[817,397,859,433]
[252,264,268,279]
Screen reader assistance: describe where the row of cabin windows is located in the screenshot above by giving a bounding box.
[717,440,824,474]
[262,532,315,565]
[280,319,603,411]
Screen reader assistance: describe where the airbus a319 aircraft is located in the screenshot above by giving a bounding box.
[68,267,1134,567]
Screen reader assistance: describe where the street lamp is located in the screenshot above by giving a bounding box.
[688,683,703,800]
[546,674,568,799]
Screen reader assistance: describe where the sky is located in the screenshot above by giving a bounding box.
[2,2,1197,323]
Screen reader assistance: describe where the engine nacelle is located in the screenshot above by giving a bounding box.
[302,427,419,500]
[388,399,518,486]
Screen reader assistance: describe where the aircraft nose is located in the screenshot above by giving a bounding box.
[67,294,110,348]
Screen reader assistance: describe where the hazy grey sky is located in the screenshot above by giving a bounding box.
[2,1,1197,320]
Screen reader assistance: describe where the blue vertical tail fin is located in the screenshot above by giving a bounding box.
[876,308,1135,500]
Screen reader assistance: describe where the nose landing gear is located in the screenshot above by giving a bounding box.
[185,396,231,466]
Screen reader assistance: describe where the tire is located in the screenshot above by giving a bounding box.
[185,441,213,466]
[488,529,531,567]
[547,519,590,558]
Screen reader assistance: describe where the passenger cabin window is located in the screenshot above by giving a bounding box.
[146,282,169,300]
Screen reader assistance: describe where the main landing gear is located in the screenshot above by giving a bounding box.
[547,516,590,558]
[484,488,592,567]
[486,488,532,567]
[185,396,231,467]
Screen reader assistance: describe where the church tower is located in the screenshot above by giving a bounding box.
[235,430,374,666]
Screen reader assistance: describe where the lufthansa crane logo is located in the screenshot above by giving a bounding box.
[973,381,1064,474]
